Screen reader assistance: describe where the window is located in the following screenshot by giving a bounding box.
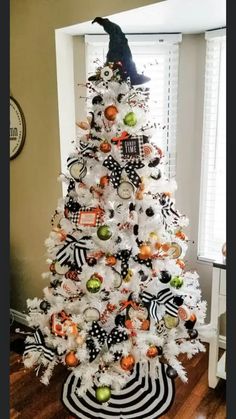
[198,29,226,261]
[85,34,181,179]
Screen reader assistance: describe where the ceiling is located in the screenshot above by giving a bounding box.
[62,0,226,35]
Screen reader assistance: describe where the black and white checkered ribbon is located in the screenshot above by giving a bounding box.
[24,329,55,362]
[140,288,179,321]
[103,155,144,188]
[56,234,91,271]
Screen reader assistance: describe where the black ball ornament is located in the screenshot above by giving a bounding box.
[188,329,198,339]
[166,365,178,379]
[70,202,81,212]
[92,95,103,105]
[115,314,125,326]
[159,270,171,284]
[173,296,184,306]
[39,300,51,312]
[145,207,154,217]
[87,258,97,267]
[148,157,160,167]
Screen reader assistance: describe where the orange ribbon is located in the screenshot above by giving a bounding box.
[112,131,129,148]
[119,300,139,312]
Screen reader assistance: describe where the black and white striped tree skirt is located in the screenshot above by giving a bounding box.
[62,362,175,419]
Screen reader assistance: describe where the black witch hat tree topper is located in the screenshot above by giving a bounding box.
[89,17,151,85]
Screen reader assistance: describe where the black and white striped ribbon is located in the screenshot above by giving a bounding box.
[24,329,55,362]
[160,196,180,228]
[140,288,179,321]
[80,141,98,157]
[67,156,80,168]
[56,234,91,271]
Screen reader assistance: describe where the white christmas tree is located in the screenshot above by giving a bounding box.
[23,17,207,416]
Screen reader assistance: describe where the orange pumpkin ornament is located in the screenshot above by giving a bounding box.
[104,105,118,121]
[100,140,111,153]
[120,354,135,371]
[65,351,80,367]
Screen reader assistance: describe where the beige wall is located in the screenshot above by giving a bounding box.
[10,0,162,311]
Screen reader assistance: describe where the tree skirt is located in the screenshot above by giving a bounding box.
[62,362,175,419]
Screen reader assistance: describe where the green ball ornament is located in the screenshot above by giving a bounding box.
[95,386,111,403]
[123,111,137,127]
[86,277,101,293]
[170,276,184,289]
[97,225,112,241]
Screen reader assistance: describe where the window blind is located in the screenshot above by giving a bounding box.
[198,29,226,261]
[85,34,181,179]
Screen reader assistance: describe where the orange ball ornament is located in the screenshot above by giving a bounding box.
[105,255,117,266]
[104,105,118,121]
[146,345,159,358]
[141,319,150,331]
[100,140,112,153]
[65,351,80,367]
[175,230,186,240]
[120,354,135,371]
[138,244,152,260]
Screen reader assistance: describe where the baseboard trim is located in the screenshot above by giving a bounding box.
[10,308,28,326]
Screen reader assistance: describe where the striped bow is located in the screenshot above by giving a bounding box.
[24,329,55,362]
[140,288,179,321]
[79,141,98,157]
[103,155,144,188]
[56,234,92,272]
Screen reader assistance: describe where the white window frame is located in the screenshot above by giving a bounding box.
[198,28,226,262]
[84,33,182,180]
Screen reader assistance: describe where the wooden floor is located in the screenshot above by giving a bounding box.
[10,324,226,419]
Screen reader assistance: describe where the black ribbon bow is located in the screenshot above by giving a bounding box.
[140,288,179,321]
[116,249,132,279]
[24,329,55,362]
[103,155,144,188]
[86,321,128,362]
[56,234,92,272]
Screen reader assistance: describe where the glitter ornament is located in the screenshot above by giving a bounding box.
[138,244,152,260]
[146,345,159,358]
[86,277,102,293]
[120,354,135,371]
[104,105,118,121]
[100,140,112,153]
[95,386,111,403]
[123,111,137,127]
[170,276,184,289]
[97,225,112,241]
[65,351,80,367]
